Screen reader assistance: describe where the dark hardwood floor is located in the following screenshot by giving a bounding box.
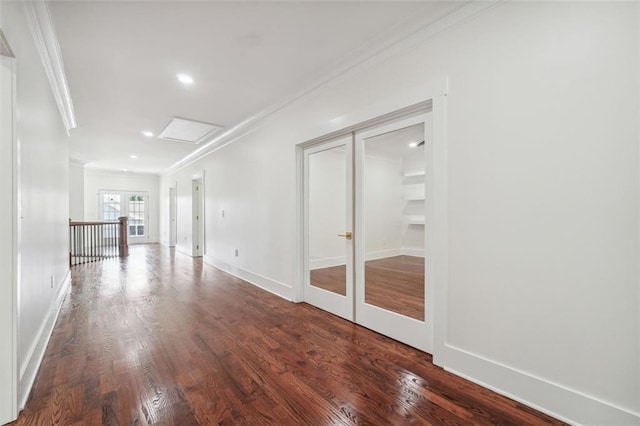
[310,264,347,295]
[11,245,564,425]
[310,255,425,320]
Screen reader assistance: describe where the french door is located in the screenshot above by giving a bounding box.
[303,113,432,353]
[303,136,354,321]
[99,190,150,243]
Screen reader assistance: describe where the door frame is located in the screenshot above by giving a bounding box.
[0,46,18,424]
[295,78,449,364]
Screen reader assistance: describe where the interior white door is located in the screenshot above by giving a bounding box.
[169,187,177,247]
[354,114,432,353]
[192,179,203,257]
[303,136,354,321]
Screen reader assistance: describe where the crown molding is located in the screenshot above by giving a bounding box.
[84,166,160,178]
[23,0,76,134]
[163,0,502,176]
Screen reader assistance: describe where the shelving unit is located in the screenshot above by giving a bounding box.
[402,171,425,226]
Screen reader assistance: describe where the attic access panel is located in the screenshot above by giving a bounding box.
[158,117,222,144]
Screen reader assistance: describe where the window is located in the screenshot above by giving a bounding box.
[99,191,149,239]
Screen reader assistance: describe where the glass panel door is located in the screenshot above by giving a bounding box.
[355,114,432,353]
[301,113,432,353]
[101,193,121,222]
[303,136,354,321]
[99,190,149,242]
[127,194,146,237]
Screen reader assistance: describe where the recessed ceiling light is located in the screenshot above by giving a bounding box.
[142,131,153,137]
[176,73,194,85]
[409,142,418,148]
[130,154,137,159]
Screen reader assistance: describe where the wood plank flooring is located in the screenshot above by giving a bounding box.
[310,255,425,320]
[11,244,564,425]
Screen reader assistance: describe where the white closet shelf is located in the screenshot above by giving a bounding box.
[403,183,425,201]
[405,215,425,225]
[403,169,426,177]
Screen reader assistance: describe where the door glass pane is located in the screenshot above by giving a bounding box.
[101,193,121,243]
[128,194,146,237]
[363,124,425,320]
[101,194,121,221]
[308,146,347,296]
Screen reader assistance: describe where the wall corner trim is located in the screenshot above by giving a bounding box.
[17,270,71,410]
[22,1,77,133]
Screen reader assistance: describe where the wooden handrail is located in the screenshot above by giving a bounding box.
[69,217,129,266]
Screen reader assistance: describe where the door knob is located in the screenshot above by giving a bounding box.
[337,232,352,240]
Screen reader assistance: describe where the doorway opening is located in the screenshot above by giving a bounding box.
[98,190,150,243]
[169,187,177,247]
[298,89,448,358]
[192,176,204,257]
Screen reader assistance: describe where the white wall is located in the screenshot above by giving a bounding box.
[401,147,426,253]
[83,169,160,243]
[68,163,84,221]
[160,3,639,424]
[0,2,72,420]
[308,147,348,268]
[362,153,404,258]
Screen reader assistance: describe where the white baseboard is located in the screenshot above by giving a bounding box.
[310,255,345,270]
[18,270,71,410]
[129,239,158,245]
[365,248,403,261]
[402,248,424,257]
[310,248,424,270]
[443,344,639,426]
[202,255,294,302]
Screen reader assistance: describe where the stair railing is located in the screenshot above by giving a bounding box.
[69,216,129,266]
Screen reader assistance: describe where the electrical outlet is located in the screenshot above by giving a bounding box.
[50,275,54,289]
[235,249,239,257]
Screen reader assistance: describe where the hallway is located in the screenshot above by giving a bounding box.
[11,245,562,425]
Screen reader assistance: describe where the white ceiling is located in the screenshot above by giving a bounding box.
[49,1,460,174]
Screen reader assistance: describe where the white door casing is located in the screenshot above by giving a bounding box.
[0,51,18,424]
